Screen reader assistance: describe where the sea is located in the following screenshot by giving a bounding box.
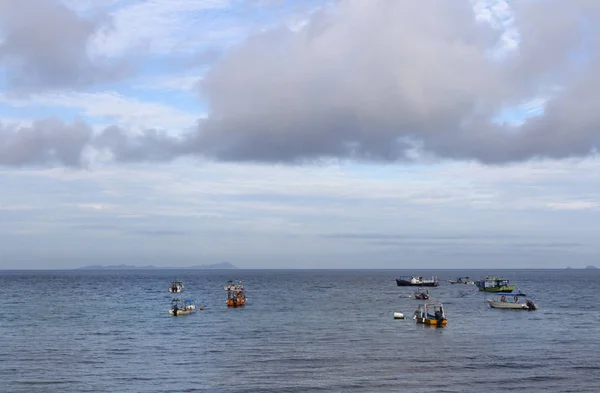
[1,269,599,393]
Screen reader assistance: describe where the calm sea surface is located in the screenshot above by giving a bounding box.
[1,269,599,392]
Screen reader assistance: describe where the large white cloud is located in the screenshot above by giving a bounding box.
[2,0,600,166]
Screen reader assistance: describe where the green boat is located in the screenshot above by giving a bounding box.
[474,276,515,293]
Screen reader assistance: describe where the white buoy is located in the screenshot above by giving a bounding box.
[393,312,405,319]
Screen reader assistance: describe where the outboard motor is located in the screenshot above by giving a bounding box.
[434,310,444,324]
[525,300,536,311]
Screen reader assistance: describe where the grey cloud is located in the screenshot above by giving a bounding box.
[191,0,600,164]
[0,119,92,166]
[0,120,189,167]
[130,229,189,237]
[3,0,600,166]
[322,233,521,241]
[0,0,129,92]
[93,126,185,162]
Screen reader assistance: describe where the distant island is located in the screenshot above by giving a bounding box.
[584,265,598,269]
[77,262,237,270]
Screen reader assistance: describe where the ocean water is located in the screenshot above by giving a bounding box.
[1,269,599,392]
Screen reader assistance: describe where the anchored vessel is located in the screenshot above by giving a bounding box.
[448,277,474,285]
[168,280,184,293]
[169,297,196,316]
[414,288,430,300]
[414,302,447,327]
[487,293,537,310]
[225,280,247,307]
[396,276,440,287]
[474,276,515,293]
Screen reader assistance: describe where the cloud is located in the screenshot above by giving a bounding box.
[88,0,232,57]
[0,119,92,166]
[3,0,600,167]
[0,0,129,92]
[545,201,598,211]
[1,90,200,130]
[189,0,600,164]
[129,229,190,236]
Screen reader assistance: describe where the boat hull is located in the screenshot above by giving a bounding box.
[487,300,536,310]
[169,307,196,316]
[227,298,246,307]
[416,317,447,327]
[477,286,514,293]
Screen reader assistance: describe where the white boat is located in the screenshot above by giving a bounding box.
[396,276,439,287]
[168,280,184,293]
[169,297,197,316]
[487,294,537,310]
[448,277,474,285]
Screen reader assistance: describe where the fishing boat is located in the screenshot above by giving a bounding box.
[169,297,196,316]
[226,280,247,307]
[448,276,474,285]
[474,276,514,293]
[396,276,439,287]
[487,293,537,310]
[224,280,242,291]
[414,302,447,327]
[414,288,430,300]
[168,280,184,293]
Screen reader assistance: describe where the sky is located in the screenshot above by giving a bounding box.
[1,0,600,269]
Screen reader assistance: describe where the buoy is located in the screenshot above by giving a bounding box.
[199,307,205,311]
[408,295,412,298]
[393,312,405,319]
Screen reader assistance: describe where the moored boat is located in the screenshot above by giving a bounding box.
[168,280,184,293]
[414,288,430,300]
[448,277,474,285]
[396,276,439,287]
[475,276,514,293]
[169,297,196,316]
[414,302,447,327]
[226,280,247,307]
[487,293,537,310]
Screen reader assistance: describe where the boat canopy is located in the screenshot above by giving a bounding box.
[184,298,193,302]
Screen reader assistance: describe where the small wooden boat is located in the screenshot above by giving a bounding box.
[414,288,430,300]
[169,297,196,316]
[487,293,537,310]
[396,276,439,287]
[448,276,474,285]
[226,280,246,307]
[414,302,447,327]
[168,280,184,293]
[475,276,514,293]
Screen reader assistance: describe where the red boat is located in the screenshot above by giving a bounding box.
[225,280,247,307]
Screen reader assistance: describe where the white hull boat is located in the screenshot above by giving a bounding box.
[487,294,537,310]
[169,298,197,316]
